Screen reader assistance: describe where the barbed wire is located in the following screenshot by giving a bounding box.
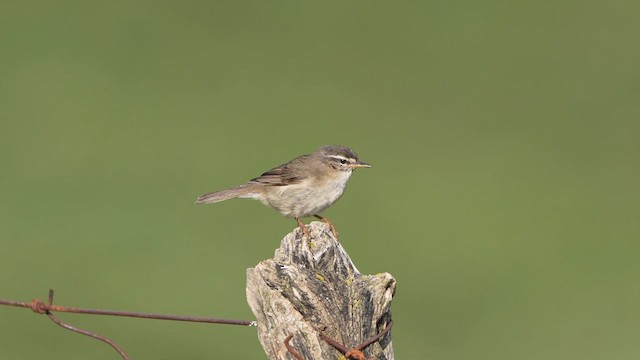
[0,289,257,359]
[285,320,393,360]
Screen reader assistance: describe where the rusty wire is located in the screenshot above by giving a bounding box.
[286,320,393,360]
[1,290,256,326]
[284,334,304,360]
[0,289,257,359]
[320,320,393,360]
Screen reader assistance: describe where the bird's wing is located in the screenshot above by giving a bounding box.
[249,156,308,186]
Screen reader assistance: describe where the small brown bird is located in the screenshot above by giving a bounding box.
[195,145,371,238]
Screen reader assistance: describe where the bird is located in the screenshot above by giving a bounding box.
[195,145,371,239]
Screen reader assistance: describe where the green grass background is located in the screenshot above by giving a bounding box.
[1,1,639,359]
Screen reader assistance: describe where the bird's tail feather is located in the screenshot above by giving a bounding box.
[194,184,258,204]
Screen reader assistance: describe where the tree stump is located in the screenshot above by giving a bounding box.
[246,221,396,360]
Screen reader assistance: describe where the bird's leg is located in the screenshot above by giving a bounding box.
[295,218,311,239]
[314,215,339,239]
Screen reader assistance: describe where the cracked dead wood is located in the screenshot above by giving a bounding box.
[246,222,395,360]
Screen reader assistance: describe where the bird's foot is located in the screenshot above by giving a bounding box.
[296,218,312,239]
[314,215,339,240]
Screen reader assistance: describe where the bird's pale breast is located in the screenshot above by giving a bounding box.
[264,170,353,218]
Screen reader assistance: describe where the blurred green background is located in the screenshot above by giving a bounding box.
[1,1,638,359]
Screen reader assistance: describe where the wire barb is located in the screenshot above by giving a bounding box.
[285,320,393,360]
[37,289,129,360]
[284,334,305,360]
[46,309,130,360]
[320,320,393,360]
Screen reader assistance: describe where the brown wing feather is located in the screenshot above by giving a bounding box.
[249,155,309,186]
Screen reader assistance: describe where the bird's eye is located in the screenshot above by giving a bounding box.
[339,159,348,164]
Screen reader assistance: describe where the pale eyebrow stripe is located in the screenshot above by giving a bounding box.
[327,155,352,162]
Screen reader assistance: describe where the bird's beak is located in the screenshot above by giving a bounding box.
[349,161,372,169]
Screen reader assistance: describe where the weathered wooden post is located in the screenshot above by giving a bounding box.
[247,222,396,360]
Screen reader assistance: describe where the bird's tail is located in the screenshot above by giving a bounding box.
[194,184,259,204]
